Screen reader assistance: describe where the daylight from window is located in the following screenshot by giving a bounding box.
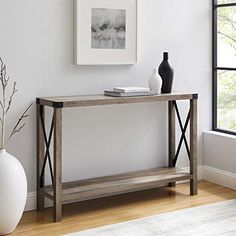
[216,1,236,132]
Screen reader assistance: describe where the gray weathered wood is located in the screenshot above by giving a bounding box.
[36,92,198,222]
[37,92,197,108]
[168,101,176,187]
[190,99,198,195]
[37,104,45,211]
[53,108,62,222]
[44,167,192,205]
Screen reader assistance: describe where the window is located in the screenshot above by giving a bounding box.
[213,0,236,134]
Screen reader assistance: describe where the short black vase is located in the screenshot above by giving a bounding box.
[158,52,174,93]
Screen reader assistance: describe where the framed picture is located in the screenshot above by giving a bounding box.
[74,0,138,65]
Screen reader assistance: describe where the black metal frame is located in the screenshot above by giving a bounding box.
[39,107,55,188]
[212,0,236,135]
[171,101,191,167]
[173,102,190,166]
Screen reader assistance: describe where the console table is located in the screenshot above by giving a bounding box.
[36,92,198,222]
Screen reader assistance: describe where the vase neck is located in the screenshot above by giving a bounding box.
[163,52,169,61]
[0,149,6,154]
[153,68,158,73]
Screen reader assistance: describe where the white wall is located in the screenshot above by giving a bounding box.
[0,0,212,193]
[202,131,236,190]
[204,131,236,174]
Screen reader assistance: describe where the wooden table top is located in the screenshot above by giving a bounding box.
[36,91,198,108]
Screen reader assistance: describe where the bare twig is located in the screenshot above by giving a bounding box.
[0,101,3,110]
[6,103,33,145]
[0,58,8,88]
[0,57,31,149]
[13,123,25,134]
[6,82,17,114]
[0,57,6,148]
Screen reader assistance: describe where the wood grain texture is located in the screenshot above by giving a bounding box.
[168,101,176,187]
[44,168,192,205]
[12,181,236,236]
[36,92,199,222]
[37,92,197,108]
[190,99,198,195]
[37,104,45,211]
[53,108,62,222]
[67,200,236,236]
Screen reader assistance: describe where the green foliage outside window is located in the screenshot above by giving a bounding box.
[217,6,236,131]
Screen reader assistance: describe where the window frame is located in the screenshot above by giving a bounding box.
[212,0,236,135]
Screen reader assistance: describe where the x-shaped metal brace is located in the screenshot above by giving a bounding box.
[39,107,55,188]
[173,101,190,166]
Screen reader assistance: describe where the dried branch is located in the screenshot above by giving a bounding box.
[6,103,33,145]
[0,58,9,88]
[14,123,25,133]
[6,82,18,114]
[0,57,31,148]
[0,101,3,110]
[0,57,6,148]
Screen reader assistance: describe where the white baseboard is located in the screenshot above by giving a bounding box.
[25,192,37,212]
[25,166,204,212]
[25,192,52,212]
[203,165,236,190]
[180,165,203,182]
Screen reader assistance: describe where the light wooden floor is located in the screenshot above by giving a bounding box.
[12,181,236,236]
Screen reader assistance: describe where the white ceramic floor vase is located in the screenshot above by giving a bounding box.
[0,149,27,235]
[148,68,163,94]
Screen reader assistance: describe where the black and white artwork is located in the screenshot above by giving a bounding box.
[91,8,126,49]
[75,0,137,65]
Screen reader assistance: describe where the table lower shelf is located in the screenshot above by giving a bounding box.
[44,167,192,204]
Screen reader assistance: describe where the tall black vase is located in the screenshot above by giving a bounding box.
[158,52,174,93]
